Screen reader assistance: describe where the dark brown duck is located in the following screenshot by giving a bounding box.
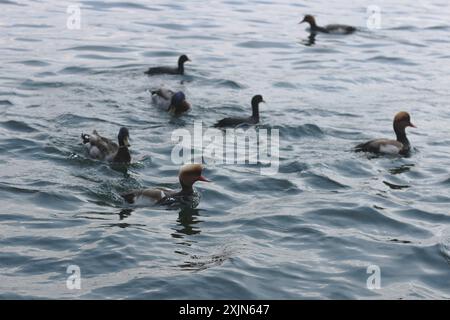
[300,15,356,35]
[213,95,265,128]
[145,54,190,75]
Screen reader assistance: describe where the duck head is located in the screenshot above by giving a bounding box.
[300,14,317,27]
[179,164,210,190]
[252,94,265,106]
[118,127,130,147]
[393,112,416,131]
[393,112,415,144]
[169,91,191,113]
[178,54,191,66]
[251,94,265,118]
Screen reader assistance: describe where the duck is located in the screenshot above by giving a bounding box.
[145,54,190,76]
[213,95,265,128]
[151,88,191,114]
[355,112,416,155]
[81,127,131,163]
[299,15,356,35]
[121,164,209,208]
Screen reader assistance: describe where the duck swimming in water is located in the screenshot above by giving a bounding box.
[121,164,209,208]
[300,15,356,35]
[81,127,131,163]
[145,54,190,76]
[213,95,265,128]
[151,88,191,115]
[355,112,416,156]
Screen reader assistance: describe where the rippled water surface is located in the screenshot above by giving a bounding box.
[1,0,450,299]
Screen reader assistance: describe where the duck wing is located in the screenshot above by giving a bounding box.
[151,88,174,109]
[325,24,356,34]
[355,139,404,154]
[145,66,179,75]
[81,130,119,159]
[213,117,251,128]
[151,88,174,100]
[122,188,174,204]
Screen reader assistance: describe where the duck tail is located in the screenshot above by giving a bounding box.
[121,192,136,204]
[81,133,90,144]
[213,120,223,128]
[354,142,368,152]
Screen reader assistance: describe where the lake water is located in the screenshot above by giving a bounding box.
[1,0,450,299]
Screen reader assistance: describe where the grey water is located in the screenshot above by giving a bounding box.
[1,0,450,299]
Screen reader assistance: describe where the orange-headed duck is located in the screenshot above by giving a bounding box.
[121,164,209,208]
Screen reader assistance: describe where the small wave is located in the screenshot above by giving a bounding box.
[0,0,27,6]
[0,120,36,133]
[142,51,179,58]
[14,60,50,67]
[236,41,293,49]
[59,66,92,75]
[367,55,418,66]
[301,172,348,190]
[235,177,300,195]
[278,160,308,174]
[425,25,450,31]
[147,23,187,31]
[81,1,158,11]
[279,124,325,139]
[211,79,244,89]
[10,23,51,28]
[63,45,132,53]
[0,100,13,106]
[273,81,296,89]
[20,79,65,90]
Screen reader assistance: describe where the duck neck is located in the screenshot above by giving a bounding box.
[118,137,128,147]
[308,19,318,29]
[251,102,260,120]
[179,180,194,195]
[114,146,130,163]
[178,61,185,74]
[395,126,409,146]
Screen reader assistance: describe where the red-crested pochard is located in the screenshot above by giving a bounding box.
[355,112,416,155]
[121,164,209,208]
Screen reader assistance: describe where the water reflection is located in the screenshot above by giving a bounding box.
[177,252,229,271]
[383,181,410,190]
[171,208,202,239]
[389,164,414,175]
[118,208,133,220]
[110,163,130,176]
[300,33,316,46]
